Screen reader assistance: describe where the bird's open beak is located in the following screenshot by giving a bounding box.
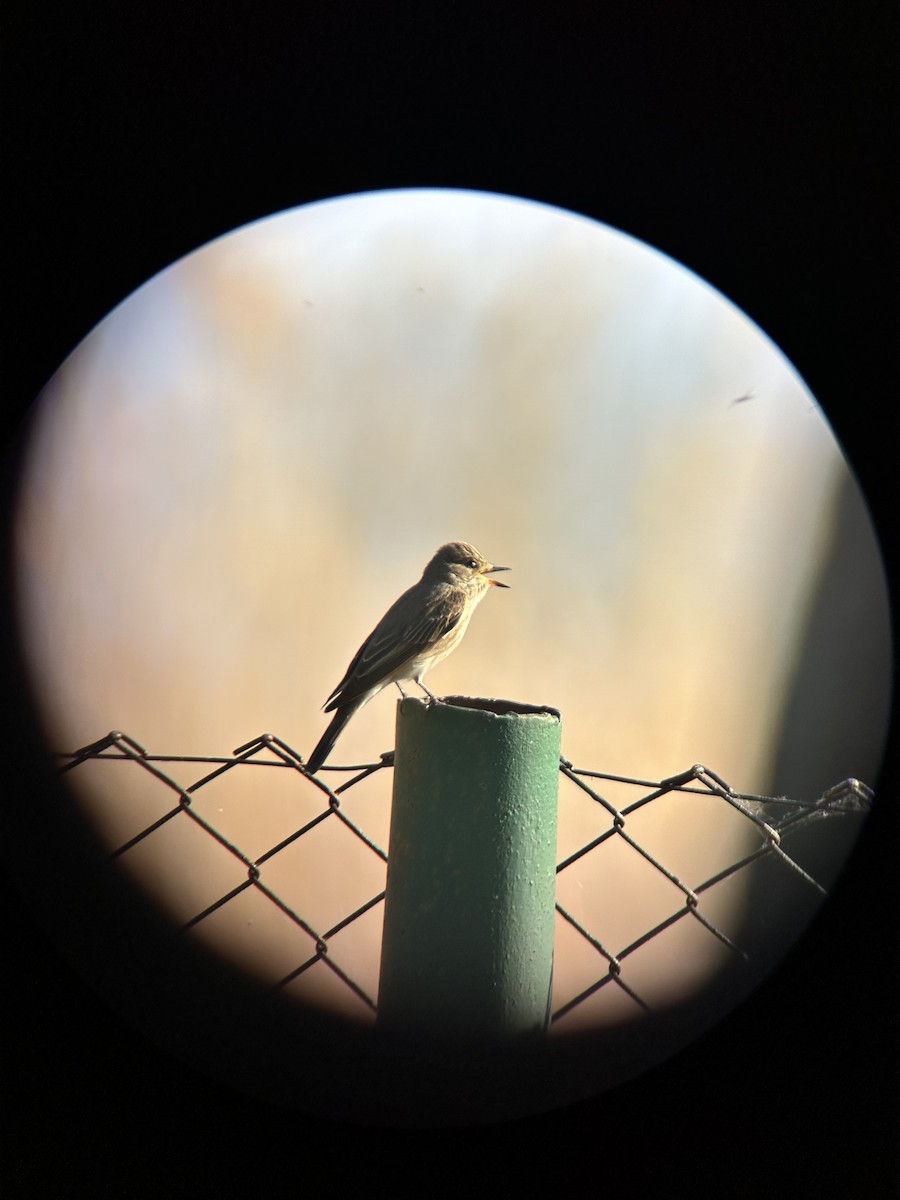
[484,565,510,588]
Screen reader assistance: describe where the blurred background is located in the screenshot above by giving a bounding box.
[13,189,891,1030]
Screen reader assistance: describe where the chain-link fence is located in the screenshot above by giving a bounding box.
[58,730,872,1024]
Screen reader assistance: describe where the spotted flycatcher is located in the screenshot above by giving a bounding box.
[306,541,509,772]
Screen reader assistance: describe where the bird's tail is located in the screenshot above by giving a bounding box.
[306,705,357,774]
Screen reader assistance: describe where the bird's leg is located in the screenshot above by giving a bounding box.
[416,681,441,705]
[395,682,409,698]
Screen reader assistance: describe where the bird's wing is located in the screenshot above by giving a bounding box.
[323,583,465,710]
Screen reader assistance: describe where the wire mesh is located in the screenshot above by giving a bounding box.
[57,731,872,1023]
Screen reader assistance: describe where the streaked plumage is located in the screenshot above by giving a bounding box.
[306,541,509,773]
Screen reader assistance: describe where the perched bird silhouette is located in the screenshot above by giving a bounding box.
[306,541,509,773]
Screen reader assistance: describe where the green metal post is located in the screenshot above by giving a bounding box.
[377,696,560,1041]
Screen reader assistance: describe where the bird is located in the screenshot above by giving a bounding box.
[306,541,509,773]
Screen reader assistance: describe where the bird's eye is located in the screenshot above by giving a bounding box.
[465,558,479,570]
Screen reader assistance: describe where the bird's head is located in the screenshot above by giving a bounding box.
[425,541,510,590]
